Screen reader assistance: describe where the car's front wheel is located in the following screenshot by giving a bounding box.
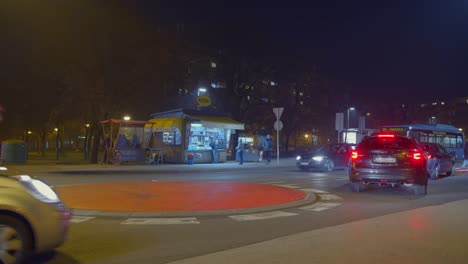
[446,164,455,176]
[0,215,34,264]
[323,160,334,172]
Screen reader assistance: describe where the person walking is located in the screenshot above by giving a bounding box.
[263,134,273,164]
[102,134,111,164]
[210,137,219,163]
[236,139,245,165]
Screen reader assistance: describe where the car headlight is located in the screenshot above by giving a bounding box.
[296,156,302,161]
[16,175,60,203]
[312,156,324,162]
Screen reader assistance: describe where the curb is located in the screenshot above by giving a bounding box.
[70,192,318,218]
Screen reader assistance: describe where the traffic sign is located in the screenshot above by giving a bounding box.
[273,107,284,119]
[274,120,283,131]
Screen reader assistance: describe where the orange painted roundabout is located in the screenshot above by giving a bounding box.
[55,182,307,212]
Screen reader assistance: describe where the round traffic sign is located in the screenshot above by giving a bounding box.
[274,120,283,131]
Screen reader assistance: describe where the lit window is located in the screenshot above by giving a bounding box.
[420,104,426,107]
[432,102,437,106]
[402,104,405,108]
[271,81,277,86]
[211,62,217,68]
[441,102,445,106]
[299,92,303,96]
[300,101,303,105]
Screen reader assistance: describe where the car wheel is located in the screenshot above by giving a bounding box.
[0,215,34,264]
[446,164,455,176]
[413,184,427,195]
[324,160,334,172]
[429,164,440,180]
[350,182,365,193]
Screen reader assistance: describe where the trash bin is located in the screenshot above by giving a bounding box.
[1,139,27,164]
[187,153,194,165]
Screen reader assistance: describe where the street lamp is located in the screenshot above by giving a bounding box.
[198,87,207,96]
[344,107,355,144]
[123,116,131,121]
[54,128,59,160]
[304,134,309,144]
[84,124,90,160]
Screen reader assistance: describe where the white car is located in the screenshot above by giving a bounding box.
[0,167,71,264]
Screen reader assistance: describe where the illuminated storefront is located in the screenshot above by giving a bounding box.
[147,109,244,163]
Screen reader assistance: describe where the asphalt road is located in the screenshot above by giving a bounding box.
[25,165,468,264]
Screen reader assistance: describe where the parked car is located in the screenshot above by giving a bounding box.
[296,143,356,172]
[349,132,428,195]
[0,167,71,264]
[419,142,456,180]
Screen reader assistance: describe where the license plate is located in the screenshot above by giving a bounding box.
[373,156,396,163]
[300,162,309,166]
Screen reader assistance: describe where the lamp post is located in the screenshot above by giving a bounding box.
[344,107,355,144]
[54,128,59,160]
[123,116,131,121]
[304,134,309,144]
[84,124,90,160]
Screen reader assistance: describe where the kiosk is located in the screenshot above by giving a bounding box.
[146,109,244,164]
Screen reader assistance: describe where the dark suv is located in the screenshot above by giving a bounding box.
[349,132,428,195]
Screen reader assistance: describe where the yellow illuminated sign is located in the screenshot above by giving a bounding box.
[382,127,406,132]
[197,96,211,107]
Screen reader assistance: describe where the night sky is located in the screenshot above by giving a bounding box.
[2,0,468,103]
[137,0,468,101]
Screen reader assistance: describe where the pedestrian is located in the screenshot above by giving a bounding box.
[102,134,111,164]
[210,137,219,163]
[263,134,273,164]
[236,139,245,165]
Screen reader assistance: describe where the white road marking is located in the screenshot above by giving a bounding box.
[273,184,301,189]
[299,188,328,193]
[319,194,343,201]
[230,211,298,221]
[309,179,327,183]
[70,216,95,223]
[121,218,200,225]
[263,181,284,184]
[299,202,342,211]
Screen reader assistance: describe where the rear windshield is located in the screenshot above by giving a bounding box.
[358,137,418,150]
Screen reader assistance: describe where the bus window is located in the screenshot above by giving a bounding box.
[457,136,463,148]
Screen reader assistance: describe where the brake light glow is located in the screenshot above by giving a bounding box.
[377,134,395,138]
[413,152,422,160]
[351,151,358,159]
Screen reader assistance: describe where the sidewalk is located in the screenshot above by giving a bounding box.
[168,199,468,264]
[6,158,298,174]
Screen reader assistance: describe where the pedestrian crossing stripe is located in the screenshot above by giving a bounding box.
[299,202,341,211]
[70,216,95,223]
[319,194,343,201]
[299,188,328,193]
[121,217,200,225]
[229,211,298,221]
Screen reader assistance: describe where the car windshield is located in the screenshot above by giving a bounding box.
[359,137,418,150]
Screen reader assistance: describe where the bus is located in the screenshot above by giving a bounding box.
[380,124,465,160]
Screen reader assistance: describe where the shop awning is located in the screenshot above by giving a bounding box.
[190,116,244,130]
[146,118,183,132]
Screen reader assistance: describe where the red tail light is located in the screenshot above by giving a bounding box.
[351,151,358,159]
[377,134,395,138]
[412,152,422,160]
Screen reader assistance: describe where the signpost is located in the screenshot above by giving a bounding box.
[273,107,284,164]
